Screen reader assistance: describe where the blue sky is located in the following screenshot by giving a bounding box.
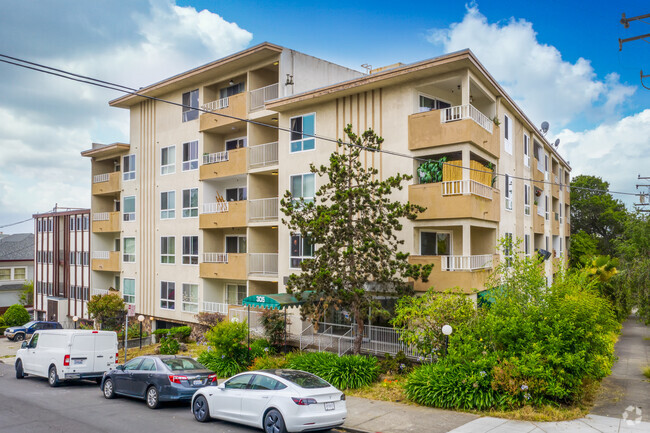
[0,0,648,233]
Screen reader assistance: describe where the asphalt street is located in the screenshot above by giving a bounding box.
[0,361,259,433]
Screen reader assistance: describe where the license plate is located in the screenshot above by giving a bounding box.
[324,402,335,411]
[73,359,83,365]
[193,379,203,386]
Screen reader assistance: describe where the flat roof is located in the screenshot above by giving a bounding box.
[81,142,130,159]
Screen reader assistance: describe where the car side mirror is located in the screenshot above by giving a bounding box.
[116,365,125,371]
[21,341,28,349]
[218,383,226,390]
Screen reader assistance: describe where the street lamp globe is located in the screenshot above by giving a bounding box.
[442,324,453,336]
[137,315,145,322]
[72,316,79,322]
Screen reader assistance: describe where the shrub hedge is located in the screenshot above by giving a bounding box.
[286,352,379,389]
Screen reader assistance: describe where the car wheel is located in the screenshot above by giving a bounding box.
[264,409,287,433]
[193,395,210,422]
[15,333,24,342]
[103,378,116,399]
[15,360,24,379]
[146,386,160,409]
[48,365,59,387]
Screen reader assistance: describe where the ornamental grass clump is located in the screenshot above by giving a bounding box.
[286,351,379,389]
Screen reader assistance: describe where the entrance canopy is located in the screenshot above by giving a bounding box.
[242,291,313,310]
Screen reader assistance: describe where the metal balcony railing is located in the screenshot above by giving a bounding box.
[249,83,279,111]
[439,104,493,133]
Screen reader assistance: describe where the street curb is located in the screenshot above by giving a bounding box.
[338,425,375,433]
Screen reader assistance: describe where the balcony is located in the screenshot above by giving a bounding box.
[408,104,499,157]
[200,147,248,180]
[92,212,120,233]
[552,213,560,235]
[92,172,120,196]
[249,253,278,277]
[533,159,545,187]
[249,83,279,111]
[565,186,571,204]
[199,92,247,133]
[533,207,545,234]
[249,141,279,170]
[552,175,560,198]
[91,251,120,272]
[199,201,247,229]
[408,255,497,294]
[248,198,278,223]
[409,181,499,222]
[200,253,247,280]
[91,288,110,297]
[201,301,229,315]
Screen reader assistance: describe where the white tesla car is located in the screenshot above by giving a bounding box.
[191,369,347,433]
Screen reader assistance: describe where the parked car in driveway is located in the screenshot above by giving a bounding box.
[191,369,347,433]
[101,355,217,409]
[15,329,118,386]
[4,321,62,341]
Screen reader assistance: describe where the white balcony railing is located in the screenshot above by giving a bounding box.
[92,251,110,260]
[203,252,228,263]
[249,83,279,111]
[537,159,545,173]
[248,198,278,222]
[249,253,278,276]
[440,180,493,200]
[202,301,229,315]
[201,97,229,112]
[249,141,279,169]
[93,212,110,221]
[203,151,229,165]
[93,173,109,183]
[201,202,229,214]
[441,254,493,271]
[91,288,109,297]
[440,104,493,133]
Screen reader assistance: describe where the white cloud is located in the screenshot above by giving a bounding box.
[559,109,650,207]
[428,5,636,131]
[0,1,253,233]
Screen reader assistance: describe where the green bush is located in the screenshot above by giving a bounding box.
[118,322,148,340]
[198,351,245,377]
[286,352,379,389]
[260,309,287,350]
[3,304,30,327]
[169,326,192,343]
[250,338,273,359]
[152,328,170,336]
[0,315,5,327]
[249,355,288,371]
[159,337,180,355]
[378,351,414,375]
[205,320,250,365]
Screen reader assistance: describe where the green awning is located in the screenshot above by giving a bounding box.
[242,291,313,310]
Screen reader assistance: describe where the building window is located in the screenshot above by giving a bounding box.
[83,215,89,231]
[123,237,135,263]
[182,236,198,265]
[182,89,199,122]
[123,279,135,304]
[48,251,53,263]
[225,187,247,202]
[70,217,75,231]
[161,237,175,264]
[161,145,176,175]
[524,184,531,216]
[77,216,82,230]
[182,141,198,171]
[70,252,76,265]
[420,232,451,256]
[0,269,10,280]
[182,188,198,218]
[544,155,549,180]
[418,95,451,112]
[504,174,513,211]
[37,220,41,232]
[504,114,512,155]
[545,196,550,220]
[220,82,245,99]
[182,283,199,313]
[161,191,176,219]
[290,173,315,204]
[48,218,53,232]
[523,133,530,167]
[83,252,89,266]
[290,113,315,153]
[161,281,175,309]
[226,284,246,305]
[504,233,513,266]
[290,234,314,268]
[123,196,136,221]
[83,287,89,301]
[524,234,531,256]
[225,137,246,150]
[123,154,135,181]
[226,236,246,253]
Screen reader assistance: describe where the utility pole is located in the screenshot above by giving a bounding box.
[619,12,650,89]
[636,175,650,212]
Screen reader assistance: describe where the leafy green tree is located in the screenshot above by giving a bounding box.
[570,175,628,255]
[392,288,477,357]
[19,280,34,306]
[281,125,432,354]
[568,230,599,268]
[87,293,126,331]
[3,304,31,327]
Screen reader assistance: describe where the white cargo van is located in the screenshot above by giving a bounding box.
[15,329,118,386]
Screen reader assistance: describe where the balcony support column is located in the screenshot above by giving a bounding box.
[461,148,470,186]
[461,70,471,106]
[462,223,471,256]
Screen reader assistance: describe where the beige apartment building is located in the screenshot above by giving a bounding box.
[82,43,570,328]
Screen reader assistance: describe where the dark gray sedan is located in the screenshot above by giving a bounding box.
[100,355,217,409]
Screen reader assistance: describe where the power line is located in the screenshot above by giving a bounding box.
[0,217,33,229]
[0,53,640,199]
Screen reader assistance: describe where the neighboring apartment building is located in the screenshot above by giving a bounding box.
[82,43,570,328]
[33,208,91,326]
[0,233,33,313]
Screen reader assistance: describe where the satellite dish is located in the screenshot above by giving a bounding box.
[554,138,560,148]
[540,121,549,135]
